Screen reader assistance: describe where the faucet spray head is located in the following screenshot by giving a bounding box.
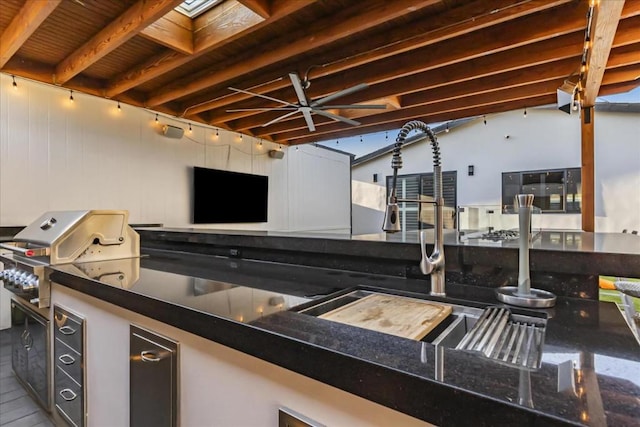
[382,202,401,232]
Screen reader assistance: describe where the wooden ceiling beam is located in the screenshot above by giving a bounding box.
[0,0,62,68]
[104,0,312,98]
[203,1,590,125]
[139,10,194,54]
[247,57,578,136]
[582,0,626,106]
[237,0,271,19]
[193,0,264,52]
[145,0,442,106]
[287,94,557,145]
[55,0,183,85]
[223,31,585,130]
[258,81,562,142]
[183,0,574,115]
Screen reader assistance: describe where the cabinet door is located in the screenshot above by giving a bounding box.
[130,325,178,427]
[10,301,28,383]
[26,312,50,408]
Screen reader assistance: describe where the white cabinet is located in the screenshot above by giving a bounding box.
[51,282,431,427]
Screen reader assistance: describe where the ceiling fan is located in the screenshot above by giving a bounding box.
[227,72,386,132]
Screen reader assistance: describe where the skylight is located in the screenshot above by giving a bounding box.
[175,0,223,18]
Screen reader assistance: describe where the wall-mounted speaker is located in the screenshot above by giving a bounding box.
[268,150,285,159]
[162,124,184,139]
[557,81,577,115]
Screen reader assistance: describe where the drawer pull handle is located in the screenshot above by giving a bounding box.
[59,388,77,401]
[59,354,75,365]
[59,326,76,335]
[140,350,161,363]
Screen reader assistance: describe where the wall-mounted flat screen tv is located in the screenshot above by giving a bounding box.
[193,166,268,223]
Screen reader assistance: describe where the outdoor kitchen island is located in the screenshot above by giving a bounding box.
[47,229,639,427]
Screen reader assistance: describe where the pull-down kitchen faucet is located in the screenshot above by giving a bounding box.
[382,120,445,296]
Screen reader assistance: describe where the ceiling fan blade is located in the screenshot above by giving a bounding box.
[262,110,301,127]
[289,73,309,107]
[316,104,387,110]
[228,87,297,107]
[313,109,361,126]
[227,107,298,112]
[300,107,316,131]
[311,83,369,107]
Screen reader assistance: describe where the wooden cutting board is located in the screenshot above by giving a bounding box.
[319,294,452,340]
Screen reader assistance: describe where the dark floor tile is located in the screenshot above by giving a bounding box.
[0,377,23,394]
[0,395,41,425]
[1,410,52,427]
[0,387,26,405]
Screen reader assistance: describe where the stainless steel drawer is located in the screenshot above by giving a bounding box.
[55,365,84,427]
[130,325,178,427]
[53,310,82,353]
[54,338,82,385]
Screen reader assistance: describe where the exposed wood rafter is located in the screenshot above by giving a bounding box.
[0,0,62,68]
[55,0,183,84]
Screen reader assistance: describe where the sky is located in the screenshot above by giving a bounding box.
[317,86,640,159]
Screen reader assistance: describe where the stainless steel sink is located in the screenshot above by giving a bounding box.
[293,288,547,370]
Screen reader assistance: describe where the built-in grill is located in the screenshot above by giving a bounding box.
[0,210,140,309]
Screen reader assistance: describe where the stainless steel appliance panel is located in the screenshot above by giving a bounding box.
[53,305,85,427]
[53,313,82,353]
[54,339,82,384]
[130,325,178,427]
[54,365,83,427]
[10,298,51,410]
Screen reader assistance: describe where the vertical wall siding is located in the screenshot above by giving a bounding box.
[0,74,351,232]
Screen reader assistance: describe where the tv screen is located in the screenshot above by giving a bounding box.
[193,167,268,223]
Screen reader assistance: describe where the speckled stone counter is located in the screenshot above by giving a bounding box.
[49,247,640,427]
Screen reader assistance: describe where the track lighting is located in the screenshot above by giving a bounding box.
[12,75,17,89]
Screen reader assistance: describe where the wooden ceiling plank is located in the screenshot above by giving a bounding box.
[245,57,578,135]
[198,0,590,122]
[286,94,557,145]
[0,0,62,68]
[236,0,271,19]
[145,0,443,106]
[258,79,564,141]
[140,11,194,54]
[184,0,574,116]
[105,0,313,98]
[54,0,184,85]
[216,29,586,128]
[582,0,626,106]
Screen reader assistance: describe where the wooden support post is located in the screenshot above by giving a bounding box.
[581,106,595,232]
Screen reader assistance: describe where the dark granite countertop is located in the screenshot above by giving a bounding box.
[49,248,640,427]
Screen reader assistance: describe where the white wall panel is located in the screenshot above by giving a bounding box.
[0,74,351,232]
